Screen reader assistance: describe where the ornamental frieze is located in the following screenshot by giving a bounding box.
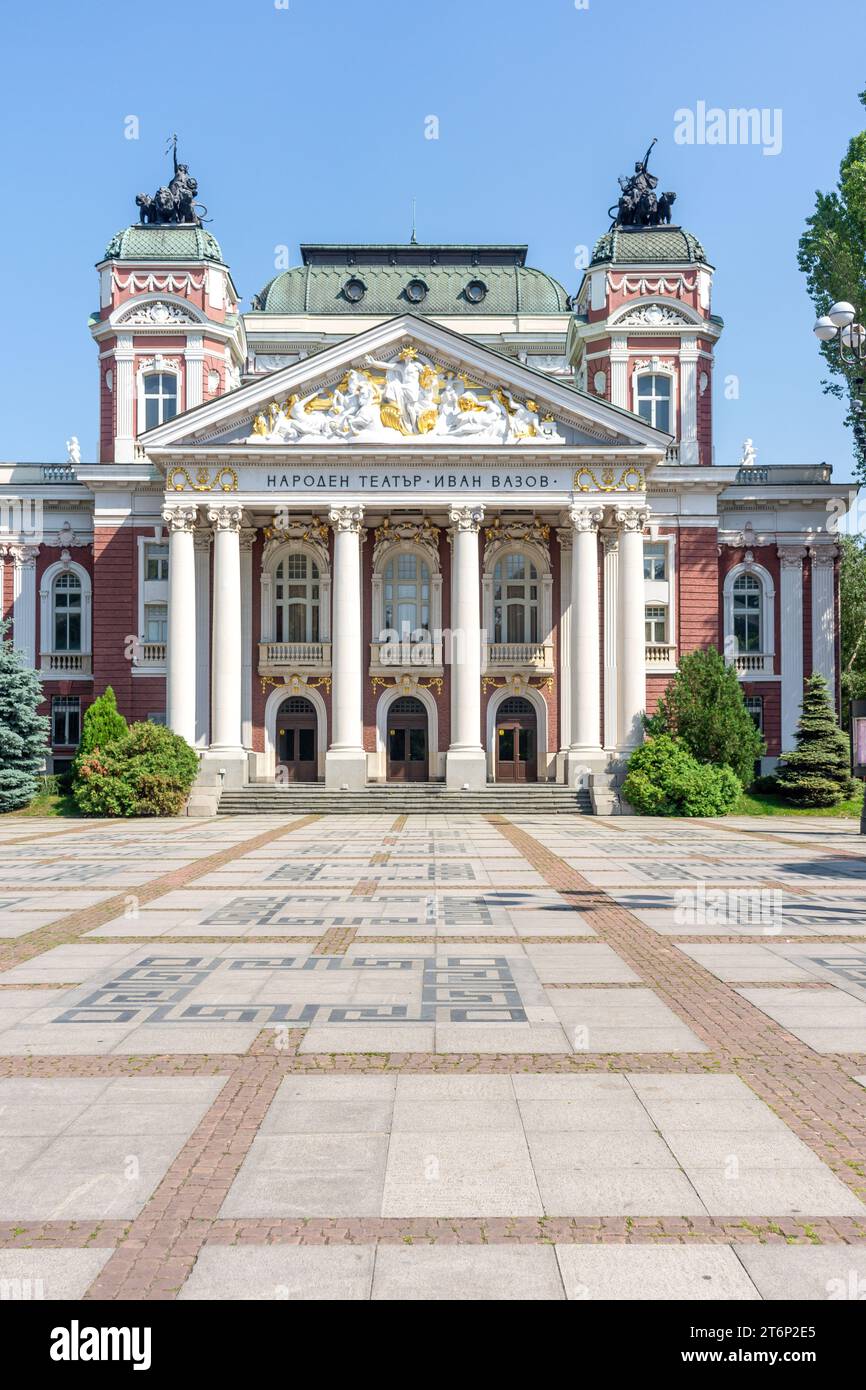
[372,516,441,567]
[247,348,566,446]
[166,465,239,493]
[574,464,645,493]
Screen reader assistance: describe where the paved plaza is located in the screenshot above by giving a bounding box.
[1,810,865,1301]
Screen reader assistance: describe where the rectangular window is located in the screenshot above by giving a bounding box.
[52,696,80,747]
[147,712,167,726]
[144,603,168,643]
[643,542,667,581]
[744,696,764,732]
[645,605,667,643]
[144,543,169,582]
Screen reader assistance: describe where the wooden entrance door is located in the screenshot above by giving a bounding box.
[387,697,428,782]
[276,697,317,782]
[495,697,537,783]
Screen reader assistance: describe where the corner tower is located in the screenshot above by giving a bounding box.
[90,156,245,463]
[568,153,722,467]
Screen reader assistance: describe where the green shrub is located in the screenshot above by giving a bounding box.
[749,773,779,794]
[0,620,50,813]
[73,722,199,818]
[622,734,742,817]
[775,673,856,807]
[72,686,127,782]
[645,647,765,785]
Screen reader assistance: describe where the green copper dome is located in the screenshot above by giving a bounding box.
[251,244,569,316]
[102,224,225,264]
[590,226,709,267]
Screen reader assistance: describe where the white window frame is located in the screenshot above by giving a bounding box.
[643,533,677,670]
[482,540,553,649]
[273,550,323,644]
[634,372,673,433]
[491,550,542,645]
[260,541,331,645]
[371,542,442,647]
[136,364,182,434]
[136,532,169,674]
[51,694,81,747]
[723,561,777,679]
[39,561,92,674]
[645,604,668,644]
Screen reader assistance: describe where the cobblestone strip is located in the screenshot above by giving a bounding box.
[694,817,866,857]
[0,815,321,971]
[491,816,866,1199]
[5,1215,866,1250]
[314,927,359,955]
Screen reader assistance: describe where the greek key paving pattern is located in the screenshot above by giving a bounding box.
[0,809,865,1302]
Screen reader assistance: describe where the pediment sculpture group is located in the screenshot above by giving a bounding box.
[249,349,566,445]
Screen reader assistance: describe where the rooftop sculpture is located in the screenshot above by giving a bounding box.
[134,135,207,227]
[609,140,677,229]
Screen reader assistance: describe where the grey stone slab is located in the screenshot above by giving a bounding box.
[395,1075,514,1099]
[0,1248,115,1301]
[663,1129,826,1171]
[527,1131,678,1170]
[392,1098,523,1133]
[689,1167,865,1217]
[537,1168,707,1216]
[220,1133,389,1217]
[372,1243,565,1301]
[435,1023,571,1054]
[178,1245,374,1300]
[381,1131,543,1217]
[735,1245,866,1300]
[518,1097,657,1133]
[555,1245,760,1301]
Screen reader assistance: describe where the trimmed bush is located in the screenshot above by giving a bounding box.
[645,647,765,786]
[0,621,50,813]
[775,673,856,807]
[73,721,199,818]
[622,734,742,817]
[73,686,127,776]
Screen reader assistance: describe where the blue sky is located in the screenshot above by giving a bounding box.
[1,0,864,484]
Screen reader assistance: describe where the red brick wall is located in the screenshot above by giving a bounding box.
[679,526,719,652]
[91,524,136,713]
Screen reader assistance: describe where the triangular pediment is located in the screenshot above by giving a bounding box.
[142,313,668,455]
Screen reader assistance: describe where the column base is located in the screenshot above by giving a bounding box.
[445,747,488,791]
[565,748,606,787]
[325,748,368,791]
[198,748,248,789]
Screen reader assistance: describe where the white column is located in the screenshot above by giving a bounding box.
[10,545,38,670]
[162,507,198,745]
[810,545,837,709]
[240,528,255,748]
[326,505,367,790]
[446,505,486,790]
[616,506,649,751]
[779,545,806,751]
[207,505,244,760]
[609,335,629,408]
[185,334,204,410]
[602,533,619,749]
[567,506,604,782]
[556,529,573,757]
[114,334,135,463]
[679,345,700,466]
[193,529,212,746]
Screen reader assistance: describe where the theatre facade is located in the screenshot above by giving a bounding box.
[0,155,851,808]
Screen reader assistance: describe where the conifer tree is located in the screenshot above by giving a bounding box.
[72,686,128,779]
[0,620,50,813]
[775,673,855,807]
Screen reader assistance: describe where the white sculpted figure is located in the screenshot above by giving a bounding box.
[364,351,426,434]
[435,375,508,440]
[329,370,383,437]
[65,436,81,464]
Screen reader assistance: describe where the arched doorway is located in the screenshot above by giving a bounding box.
[386,696,428,782]
[276,696,318,782]
[495,697,537,782]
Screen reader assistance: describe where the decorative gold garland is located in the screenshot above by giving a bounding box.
[573,464,644,494]
[166,465,239,493]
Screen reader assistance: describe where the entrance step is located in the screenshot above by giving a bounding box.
[217,784,593,815]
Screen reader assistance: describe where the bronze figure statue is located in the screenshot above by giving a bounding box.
[608,140,676,229]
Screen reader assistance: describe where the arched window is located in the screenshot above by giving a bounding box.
[53,572,82,652]
[732,572,763,653]
[635,373,671,433]
[493,552,539,643]
[382,552,430,640]
[274,552,320,643]
[142,372,178,429]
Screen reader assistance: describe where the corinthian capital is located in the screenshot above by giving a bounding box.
[448,504,485,534]
[568,505,605,533]
[206,505,244,532]
[162,506,198,534]
[614,506,650,534]
[328,505,365,534]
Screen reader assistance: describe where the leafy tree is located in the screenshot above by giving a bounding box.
[644,646,765,786]
[0,620,50,813]
[798,86,866,480]
[72,686,127,777]
[840,533,866,722]
[775,673,855,807]
[622,735,742,817]
[73,721,198,817]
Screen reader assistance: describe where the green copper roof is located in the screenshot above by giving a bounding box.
[102,224,225,264]
[590,226,709,267]
[250,244,569,316]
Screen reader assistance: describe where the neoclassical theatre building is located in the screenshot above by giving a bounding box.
[0,151,851,808]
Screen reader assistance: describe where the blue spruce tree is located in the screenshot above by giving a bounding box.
[0,621,50,812]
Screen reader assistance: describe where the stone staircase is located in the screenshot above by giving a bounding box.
[217,783,593,815]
